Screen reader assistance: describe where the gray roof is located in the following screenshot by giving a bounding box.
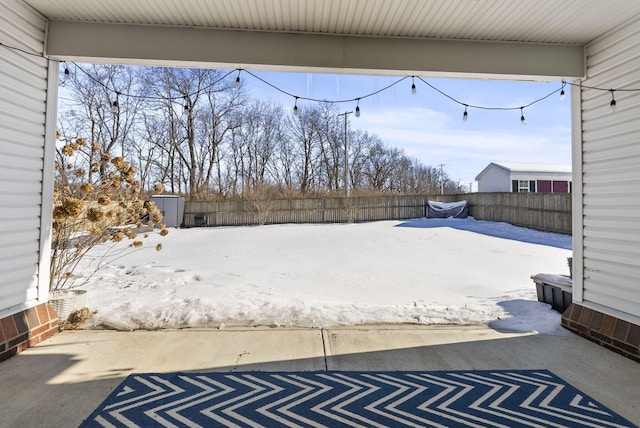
[476,162,572,180]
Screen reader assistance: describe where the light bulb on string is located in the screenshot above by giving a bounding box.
[411,76,416,95]
[181,95,190,116]
[235,71,241,89]
[559,82,566,101]
[59,62,71,85]
[609,90,617,112]
[520,107,526,125]
[293,97,299,116]
[355,99,361,117]
[111,92,120,114]
[462,105,468,122]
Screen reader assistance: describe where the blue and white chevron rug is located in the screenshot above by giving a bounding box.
[80,370,635,427]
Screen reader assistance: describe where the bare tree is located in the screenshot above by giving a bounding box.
[142,67,242,199]
[59,64,145,183]
[136,112,171,191]
[348,129,374,191]
[275,133,297,191]
[59,63,456,199]
[314,104,343,190]
[288,104,321,193]
[235,101,286,192]
[196,81,244,196]
[364,138,401,191]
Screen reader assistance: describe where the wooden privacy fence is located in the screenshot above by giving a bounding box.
[430,192,572,235]
[184,195,427,228]
[183,192,572,234]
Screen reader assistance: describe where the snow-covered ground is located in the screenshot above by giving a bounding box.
[74,217,573,335]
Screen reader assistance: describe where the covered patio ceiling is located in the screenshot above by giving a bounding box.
[26,0,640,44]
[23,0,640,79]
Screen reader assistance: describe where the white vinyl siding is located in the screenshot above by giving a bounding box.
[476,166,510,192]
[579,16,640,324]
[0,1,49,317]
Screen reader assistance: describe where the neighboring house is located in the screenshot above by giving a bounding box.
[1,1,639,361]
[475,162,572,193]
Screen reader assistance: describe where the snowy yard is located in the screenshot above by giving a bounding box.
[75,217,572,334]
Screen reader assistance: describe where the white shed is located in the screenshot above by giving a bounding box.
[476,162,572,193]
[1,0,639,361]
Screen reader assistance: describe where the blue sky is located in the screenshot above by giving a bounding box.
[243,71,572,191]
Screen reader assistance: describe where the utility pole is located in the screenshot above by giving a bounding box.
[338,111,352,197]
[438,163,446,194]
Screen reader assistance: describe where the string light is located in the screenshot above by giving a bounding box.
[2,41,638,121]
[609,89,617,112]
[0,40,46,59]
[109,91,120,114]
[58,60,238,107]
[183,95,190,114]
[52,63,637,119]
[60,63,71,86]
[54,61,638,121]
[520,107,526,125]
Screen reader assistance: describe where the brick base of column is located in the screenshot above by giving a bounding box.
[0,303,58,362]
[562,303,640,363]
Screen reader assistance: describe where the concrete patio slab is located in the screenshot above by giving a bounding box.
[0,328,325,427]
[0,325,638,427]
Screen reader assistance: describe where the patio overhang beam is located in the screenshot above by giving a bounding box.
[46,20,585,80]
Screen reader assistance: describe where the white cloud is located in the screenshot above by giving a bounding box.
[356,107,450,132]
[353,106,571,185]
